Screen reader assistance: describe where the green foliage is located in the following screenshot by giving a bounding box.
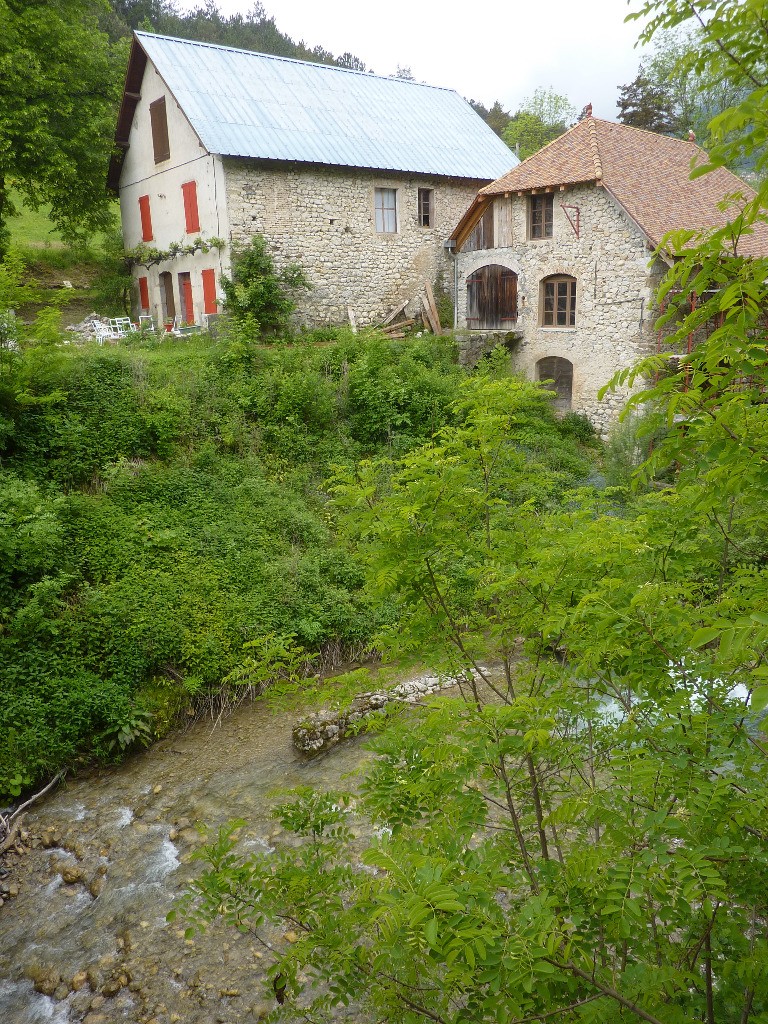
[124,235,226,270]
[179,364,768,1023]
[617,69,679,134]
[0,0,123,256]
[502,89,577,160]
[220,234,309,336]
[0,331,468,799]
[0,247,33,310]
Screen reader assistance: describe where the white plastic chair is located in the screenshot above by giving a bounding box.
[92,322,114,345]
[109,317,133,337]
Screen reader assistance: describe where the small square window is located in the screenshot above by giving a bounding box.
[375,187,397,233]
[529,194,553,239]
[418,188,434,227]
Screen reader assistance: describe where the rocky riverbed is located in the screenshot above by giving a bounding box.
[0,697,379,1024]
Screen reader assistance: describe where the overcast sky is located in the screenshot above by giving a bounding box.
[211,0,650,120]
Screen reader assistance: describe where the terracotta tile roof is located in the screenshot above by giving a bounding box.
[476,118,768,258]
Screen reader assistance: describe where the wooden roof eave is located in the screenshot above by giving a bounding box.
[107,39,148,194]
[450,195,493,252]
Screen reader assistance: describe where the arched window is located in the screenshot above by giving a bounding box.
[466,265,518,330]
[541,275,577,327]
[536,356,573,412]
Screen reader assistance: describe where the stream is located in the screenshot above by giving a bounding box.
[0,697,376,1023]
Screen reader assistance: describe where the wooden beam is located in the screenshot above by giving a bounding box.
[421,294,440,335]
[425,281,443,335]
[378,299,409,327]
[382,318,415,333]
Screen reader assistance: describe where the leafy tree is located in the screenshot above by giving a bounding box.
[618,25,761,154]
[469,99,512,138]
[503,111,562,160]
[520,86,577,129]
[616,66,678,133]
[503,88,576,160]
[0,0,124,257]
[179,364,768,1022]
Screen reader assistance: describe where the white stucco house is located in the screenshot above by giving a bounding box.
[109,31,516,329]
[449,117,768,432]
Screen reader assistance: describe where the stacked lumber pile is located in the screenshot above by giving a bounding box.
[376,282,445,338]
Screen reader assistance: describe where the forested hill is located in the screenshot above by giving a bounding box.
[101,0,369,70]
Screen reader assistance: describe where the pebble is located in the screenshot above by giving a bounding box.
[71,970,89,991]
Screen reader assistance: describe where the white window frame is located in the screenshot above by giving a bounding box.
[375,187,398,233]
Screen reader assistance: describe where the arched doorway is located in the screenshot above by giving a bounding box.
[536,356,573,412]
[466,265,517,330]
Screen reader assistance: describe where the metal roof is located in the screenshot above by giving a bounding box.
[134,32,517,181]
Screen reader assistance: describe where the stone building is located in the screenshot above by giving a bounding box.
[109,31,515,329]
[449,117,768,432]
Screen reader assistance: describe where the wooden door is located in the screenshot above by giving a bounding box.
[466,265,517,329]
[159,271,175,323]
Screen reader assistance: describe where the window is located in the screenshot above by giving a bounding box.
[466,265,518,330]
[149,97,170,163]
[138,194,153,241]
[529,194,553,239]
[138,276,150,310]
[181,181,200,234]
[201,269,218,314]
[541,275,577,327]
[375,188,397,233]
[418,188,434,227]
[536,356,573,412]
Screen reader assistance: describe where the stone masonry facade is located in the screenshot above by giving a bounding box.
[225,159,483,327]
[456,183,666,434]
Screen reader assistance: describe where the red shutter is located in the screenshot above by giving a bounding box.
[181,181,200,234]
[138,195,153,242]
[138,276,150,310]
[201,269,217,314]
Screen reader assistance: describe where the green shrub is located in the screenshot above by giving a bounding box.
[220,234,309,335]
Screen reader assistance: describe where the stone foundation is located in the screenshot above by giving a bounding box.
[293,674,461,755]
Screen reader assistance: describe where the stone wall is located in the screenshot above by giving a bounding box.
[456,184,666,433]
[293,674,461,755]
[224,160,482,327]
